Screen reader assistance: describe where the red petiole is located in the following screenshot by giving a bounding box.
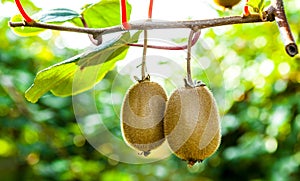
[120,0,154,29]
[243,0,250,16]
[120,0,130,29]
[148,0,154,19]
[15,0,33,23]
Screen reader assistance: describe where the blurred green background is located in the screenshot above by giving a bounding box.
[1,0,300,180]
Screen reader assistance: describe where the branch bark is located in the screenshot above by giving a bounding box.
[9,14,267,36]
[8,2,298,57]
[272,0,298,57]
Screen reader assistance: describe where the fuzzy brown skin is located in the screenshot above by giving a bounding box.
[213,0,241,8]
[121,80,167,155]
[164,86,221,164]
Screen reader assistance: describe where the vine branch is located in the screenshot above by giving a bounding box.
[271,0,298,56]
[9,14,266,35]
[8,1,298,57]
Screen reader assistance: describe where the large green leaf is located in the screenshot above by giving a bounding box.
[25,31,141,103]
[81,0,131,28]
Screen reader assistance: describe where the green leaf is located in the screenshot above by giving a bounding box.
[10,14,45,37]
[247,0,265,13]
[25,31,141,103]
[81,0,131,28]
[10,8,80,37]
[35,8,81,23]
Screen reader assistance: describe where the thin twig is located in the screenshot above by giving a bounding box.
[272,0,298,57]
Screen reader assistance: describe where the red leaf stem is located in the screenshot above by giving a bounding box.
[15,0,33,23]
[148,0,154,19]
[243,0,250,16]
[120,0,130,29]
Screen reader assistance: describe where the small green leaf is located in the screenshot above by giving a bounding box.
[35,8,81,23]
[10,8,81,37]
[247,0,265,13]
[25,31,141,103]
[10,14,45,37]
[81,0,132,28]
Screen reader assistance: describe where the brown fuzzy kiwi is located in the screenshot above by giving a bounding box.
[164,84,221,166]
[121,80,167,156]
[213,0,241,9]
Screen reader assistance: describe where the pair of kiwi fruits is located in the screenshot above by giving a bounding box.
[121,76,221,166]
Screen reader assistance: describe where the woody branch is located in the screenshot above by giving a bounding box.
[9,0,298,57]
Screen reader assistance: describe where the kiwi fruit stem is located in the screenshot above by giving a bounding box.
[141,29,148,81]
[186,30,195,86]
[185,29,205,88]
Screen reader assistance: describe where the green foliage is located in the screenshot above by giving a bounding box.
[25,31,141,103]
[247,0,270,15]
[10,0,130,36]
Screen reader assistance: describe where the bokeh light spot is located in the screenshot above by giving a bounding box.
[26,153,40,165]
[24,129,39,144]
[247,106,260,119]
[0,139,14,157]
[264,137,278,153]
[253,77,266,88]
[278,62,290,75]
[254,36,267,48]
[259,59,274,76]
[73,135,86,147]
[266,125,278,137]
[274,79,288,93]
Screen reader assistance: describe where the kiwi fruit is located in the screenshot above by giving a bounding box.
[213,0,241,9]
[164,84,221,166]
[121,79,167,156]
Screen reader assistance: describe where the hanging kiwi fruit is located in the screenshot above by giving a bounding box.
[164,82,221,166]
[121,77,167,156]
[164,30,221,166]
[120,30,167,156]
